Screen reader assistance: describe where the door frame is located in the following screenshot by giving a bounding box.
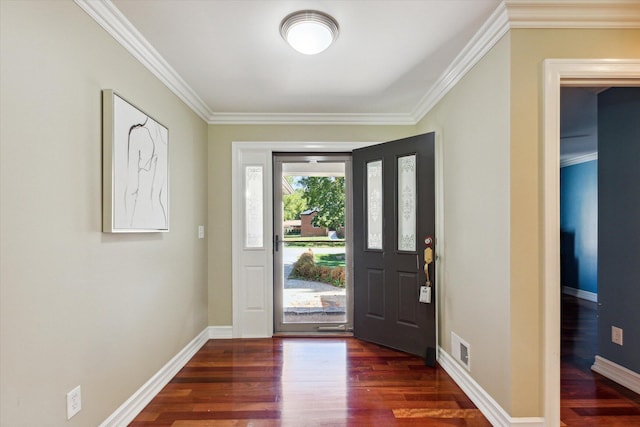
[232,138,444,342]
[542,59,640,424]
[273,153,353,334]
[232,141,372,338]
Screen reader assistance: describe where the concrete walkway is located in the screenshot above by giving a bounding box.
[281,247,346,318]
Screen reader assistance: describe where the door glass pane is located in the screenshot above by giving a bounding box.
[245,165,263,248]
[275,157,350,332]
[367,160,383,250]
[398,154,416,252]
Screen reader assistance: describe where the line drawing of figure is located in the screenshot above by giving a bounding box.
[123,116,168,229]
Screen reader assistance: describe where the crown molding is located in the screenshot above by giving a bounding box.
[411,0,640,123]
[76,0,640,126]
[74,0,213,122]
[560,151,598,167]
[207,112,416,126]
[411,2,510,122]
[506,0,640,29]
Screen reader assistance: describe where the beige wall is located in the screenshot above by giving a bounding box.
[207,124,416,325]
[416,34,513,412]
[509,28,640,417]
[0,2,209,426]
[414,28,640,418]
[3,2,639,424]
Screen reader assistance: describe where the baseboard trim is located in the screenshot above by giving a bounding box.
[438,348,545,427]
[208,325,233,339]
[562,286,598,302]
[99,328,210,426]
[592,355,640,394]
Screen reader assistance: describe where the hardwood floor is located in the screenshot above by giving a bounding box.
[129,295,640,426]
[130,338,491,426]
[561,294,640,426]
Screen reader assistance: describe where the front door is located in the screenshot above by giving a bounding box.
[352,133,436,358]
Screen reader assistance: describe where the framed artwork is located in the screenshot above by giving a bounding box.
[102,89,169,232]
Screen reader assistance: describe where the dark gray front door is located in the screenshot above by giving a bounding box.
[352,133,436,358]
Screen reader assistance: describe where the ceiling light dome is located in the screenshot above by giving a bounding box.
[280,10,339,55]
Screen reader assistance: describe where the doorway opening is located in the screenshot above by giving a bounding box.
[559,86,640,425]
[273,153,353,334]
[559,85,599,369]
[542,59,640,423]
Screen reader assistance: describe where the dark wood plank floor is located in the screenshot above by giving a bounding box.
[561,294,640,426]
[130,338,491,426]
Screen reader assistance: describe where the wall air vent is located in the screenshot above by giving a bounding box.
[451,331,471,371]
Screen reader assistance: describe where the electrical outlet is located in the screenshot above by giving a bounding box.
[612,326,623,346]
[66,385,81,420]
[198,225,205,239]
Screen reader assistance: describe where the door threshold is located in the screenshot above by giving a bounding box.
[273,331,354,338]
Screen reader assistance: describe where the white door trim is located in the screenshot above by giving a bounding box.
[542,59,640,425]
[232,141,374,338]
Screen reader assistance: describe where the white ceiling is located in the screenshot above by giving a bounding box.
[79,0,639,127]
[110,0,501,118]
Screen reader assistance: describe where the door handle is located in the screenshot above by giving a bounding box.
[274,234,280,252]
[424,247,433,264]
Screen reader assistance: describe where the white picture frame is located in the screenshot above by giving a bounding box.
[102,90,169,233]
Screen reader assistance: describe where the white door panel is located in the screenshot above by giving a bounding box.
[232,148,273,337]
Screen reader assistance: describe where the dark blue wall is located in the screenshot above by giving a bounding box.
[598,87,640,373]
[560,160,598,294]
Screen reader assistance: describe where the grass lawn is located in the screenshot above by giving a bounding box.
[315,253,346,268]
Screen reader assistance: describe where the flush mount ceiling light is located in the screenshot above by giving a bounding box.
[280,10,339,55]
